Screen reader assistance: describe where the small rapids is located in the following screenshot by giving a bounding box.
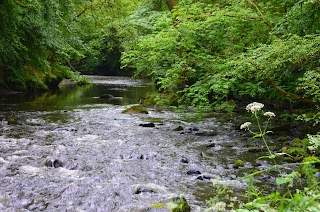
[0,76,276,211]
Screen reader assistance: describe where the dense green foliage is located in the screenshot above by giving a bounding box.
[120,0,320,120]
[0,0,82,90]
[0,0,139,91]
[206,103,320,211]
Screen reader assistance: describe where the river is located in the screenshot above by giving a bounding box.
[0,76,279,211]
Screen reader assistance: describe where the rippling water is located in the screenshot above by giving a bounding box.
[0,76,278,211]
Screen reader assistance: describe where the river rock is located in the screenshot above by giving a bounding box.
[99,94,115,99]
[128,152,157,160]
[44,159,63,168]
[206,143,216,148]
[196,174,212,180]
[173,126,184,131]
[122,105,148,114]
[180,157,189,163]
[186,170,201,175]
[134,183,167,195]
[139,123,155,127]
[195,130,218,136]
[135,186,156,194]
[247,146,263,152]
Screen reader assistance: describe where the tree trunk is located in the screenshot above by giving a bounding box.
[166,0,177,11]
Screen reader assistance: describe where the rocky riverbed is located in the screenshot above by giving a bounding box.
[0,76,293,211]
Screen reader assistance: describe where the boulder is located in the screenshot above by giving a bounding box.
[122,105,148,114]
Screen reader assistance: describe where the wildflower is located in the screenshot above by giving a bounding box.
[264,111,276,118]
[307,134,320,153]
[240,122,251,130]
[246,102,264,113]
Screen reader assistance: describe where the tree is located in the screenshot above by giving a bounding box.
[166,0,177,10]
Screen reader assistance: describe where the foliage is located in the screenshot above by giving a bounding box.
[121,0,320,123]
[0,0,85,90]
[206,103,320,211]
[121,0,273,104]
[0,0,142,90]
[307,134,320,154]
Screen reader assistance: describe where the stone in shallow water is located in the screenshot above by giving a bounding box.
[135,186,156,194]
[173,126,184,131]
[195,130,218,136]
[134,183,167,195]
[186,170,201,175]
[99,94,114,99]
[180,157,189,164]
[44,159,63,168]
[122,105,148,114]
[139,123,155,127]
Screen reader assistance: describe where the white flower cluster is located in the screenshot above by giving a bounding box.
[307,134,320,153]
[240,122,251,130]
[264,111,276,118]
[246,102,264,113]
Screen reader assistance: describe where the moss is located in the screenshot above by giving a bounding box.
[122,105,148,114]
[283,147,308,158]
[292,138,303,147]
[233,159,245,168]
[302,156,320,164]
[248,147,263,152]
[277,136,287,142]
[302,156,320,169]
[7,118,17,125]
[148,196,191,212]
[165,197,191,212]
[240,137,248,142]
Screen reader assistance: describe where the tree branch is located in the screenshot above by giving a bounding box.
[246,0,273,28]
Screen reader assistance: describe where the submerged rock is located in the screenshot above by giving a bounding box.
[247,146,263,152]
[135,186,156,194]
[139,123,155,127]
[99,94,115,99]
[173,126,184,131]
[196,175,212,181]
[180,157,189,164]
[134,183,167,195]
[122,105,149,114]
[44,159,63,168]
[186,170,201,175]
[206,143,216,148]
[128,152,158,160]
[195,130,218,137]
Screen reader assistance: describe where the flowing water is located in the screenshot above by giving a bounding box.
[0,76,281,211]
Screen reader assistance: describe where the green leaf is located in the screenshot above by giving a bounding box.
[165,201,178,210]
[276,177,291,186]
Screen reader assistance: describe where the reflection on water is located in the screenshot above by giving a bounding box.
[0,76,155,111]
